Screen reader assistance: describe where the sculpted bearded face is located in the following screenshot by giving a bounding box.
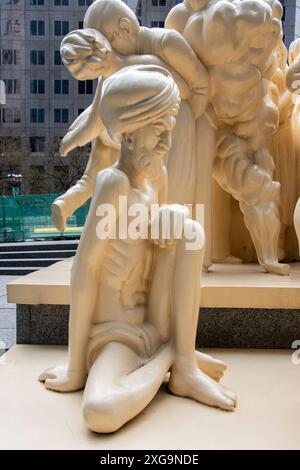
[123,114,176,180]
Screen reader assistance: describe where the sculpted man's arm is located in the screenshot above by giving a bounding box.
[52,139,119,231]
[159,30,210,118]
[60,78,104,157]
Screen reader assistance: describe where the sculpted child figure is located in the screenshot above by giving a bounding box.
[39,67,237,433]
[52,25,200,231]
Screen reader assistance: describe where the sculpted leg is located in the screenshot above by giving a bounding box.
[82,342,173,433]
[196,115,215,270]
[214,132,290,275]
[148,244,227,381]
[168,219,236,411]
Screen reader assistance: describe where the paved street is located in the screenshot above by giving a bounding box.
[0,276,17,356]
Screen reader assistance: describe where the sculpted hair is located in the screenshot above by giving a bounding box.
[83,0,140,35]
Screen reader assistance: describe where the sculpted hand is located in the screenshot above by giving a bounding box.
[51,201,67,232]
[38,365,86,392]
[151,204,189,248]
[60,131,78,157]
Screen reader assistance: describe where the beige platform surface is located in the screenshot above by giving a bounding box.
[0,345,300,450]
[7,258,300,309]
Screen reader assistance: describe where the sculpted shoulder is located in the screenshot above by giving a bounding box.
[95,168,130,199]
[165,3,191,33]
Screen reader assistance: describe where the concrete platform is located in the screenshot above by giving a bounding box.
[1,345,300,450]
[7,258,300,309]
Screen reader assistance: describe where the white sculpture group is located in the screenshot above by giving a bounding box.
[39,0,300,433]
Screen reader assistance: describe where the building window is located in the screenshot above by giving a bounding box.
[30,0,44,4]
[30,136,45,153]
[3,79,20,95]
[151,21,165,28]
[0,108,21,123]
[54,50,62,65]
[30,21,45,36]
[78,21,84,29]
[78,80,93,94]
[54,80,69,94]
[152,0,166,6]
[78,0,93,6]
[0,50,20,65]
[54,108,69,123]
[54,21,69,36]
[54,0,69,5]
[31,108,45,123]
[31,80,45,94]
[30,50,45,65]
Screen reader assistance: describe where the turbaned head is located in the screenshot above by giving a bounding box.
[100,65,180,143]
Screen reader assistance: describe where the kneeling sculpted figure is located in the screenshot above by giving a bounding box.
[39,67,237,433]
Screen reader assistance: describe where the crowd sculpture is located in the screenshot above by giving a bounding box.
[39,0,300,432]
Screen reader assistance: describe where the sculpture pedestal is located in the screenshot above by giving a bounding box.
[0,345,299,449]
[7,259,300,348]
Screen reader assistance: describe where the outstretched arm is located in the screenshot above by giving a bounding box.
[52,139,120,231]
[60,78,105,157]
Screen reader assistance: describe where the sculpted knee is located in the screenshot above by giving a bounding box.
[82,397,123,434]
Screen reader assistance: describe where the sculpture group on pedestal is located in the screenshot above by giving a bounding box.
[39,0,300,432]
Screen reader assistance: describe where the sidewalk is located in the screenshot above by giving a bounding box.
[0,276,17,355]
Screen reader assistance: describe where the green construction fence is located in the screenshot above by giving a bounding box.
[0,194,90,243]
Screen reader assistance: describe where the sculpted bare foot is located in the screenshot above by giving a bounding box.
[169,360,236,411]
[195,350,227,382]
[38,365,86,392]
[261,262,290,276]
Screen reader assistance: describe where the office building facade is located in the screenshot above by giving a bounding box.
[0,0,299,194]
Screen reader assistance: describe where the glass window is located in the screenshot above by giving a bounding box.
[151,21,165,28]
[1,108,21,123]
[78,80,93,94]
[30,108,45,123]
[78,0,93,6]
[30,50,45,65]
[31,80,45,94]
[54,0,69,5]
[30,136,45,153]
[54,21,69,36]
[30,0,44,5]
[30,21,45,36]
[152,0,166,6]
[54,108,69,123]
[54,50,62,65]
[0,50,19,65]
[54,80,69,94]
[3,79,20,94]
